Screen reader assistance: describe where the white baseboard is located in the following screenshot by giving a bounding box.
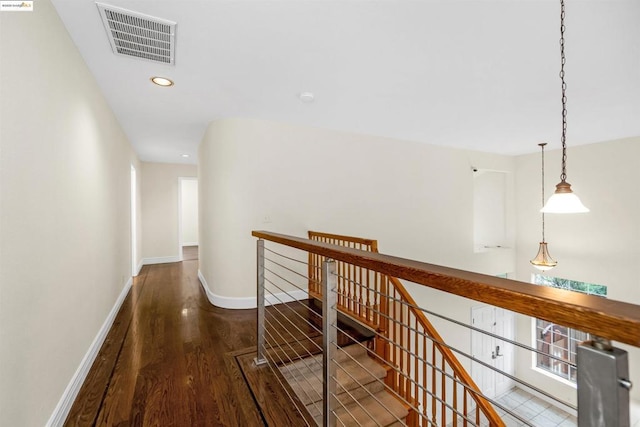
[142,255,181,265]
[197,269,308,309]
[182,242,198,247]
[46,277,133,427]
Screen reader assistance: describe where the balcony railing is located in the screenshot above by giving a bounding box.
[252,230,638,427]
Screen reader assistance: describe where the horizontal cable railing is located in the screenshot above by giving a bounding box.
[253,230,638,427]
[308,231,502,426]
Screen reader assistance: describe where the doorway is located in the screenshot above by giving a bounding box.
[471,305,515,399]
[130,165,137,276]
[178,177,198,261]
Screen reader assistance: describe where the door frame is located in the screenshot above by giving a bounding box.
[178,177,198,261]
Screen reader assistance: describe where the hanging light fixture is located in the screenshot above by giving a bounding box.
[541,0,589,214]
[531,143,558,271]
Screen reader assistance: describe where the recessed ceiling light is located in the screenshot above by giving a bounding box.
[181,154,190,158]
[299,92,314,103]
[151,76,174,87]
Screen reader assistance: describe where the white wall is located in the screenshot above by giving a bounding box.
[180,178,199,246]
[198,118,516,306]
[0,1,140,425]
[141,162,197,263]
[515,138,640,404]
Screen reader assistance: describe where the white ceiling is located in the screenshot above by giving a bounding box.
[51,0,640,164]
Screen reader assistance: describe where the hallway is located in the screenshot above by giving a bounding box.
[65,258,264,426]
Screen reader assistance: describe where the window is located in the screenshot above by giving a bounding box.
[473,170,507,252]
[532,274,607,382]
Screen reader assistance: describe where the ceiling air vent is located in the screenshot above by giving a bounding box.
[96,3,176,65]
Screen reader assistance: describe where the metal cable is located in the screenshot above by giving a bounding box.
[264,264,312,294]
[263,317,323,410]
[265,324,322,418]
[330,324,480,425]
[265,256,317,285]
[330,288,576,415]
[264,246,308,265]
[263,278,324,344]
[263,290,322,357]
[334,275,575,368]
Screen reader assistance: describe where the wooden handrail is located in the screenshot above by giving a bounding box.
[252,230,640,347]
[308,230,378,249]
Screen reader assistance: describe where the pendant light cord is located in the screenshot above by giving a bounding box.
[559,0,568,183]
[540,143,547,242]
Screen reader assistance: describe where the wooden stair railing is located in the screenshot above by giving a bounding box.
[307,231,503,427]
[255,230,640,425]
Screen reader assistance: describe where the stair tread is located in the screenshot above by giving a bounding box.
[284,351,387,405]
[313,391,409,427]
[280,343,369,379]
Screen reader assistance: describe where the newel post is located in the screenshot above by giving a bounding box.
[254,239,267,366]
[577,338,632,426]
[322,258,338,427]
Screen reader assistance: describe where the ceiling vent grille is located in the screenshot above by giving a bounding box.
[96,3,176,65]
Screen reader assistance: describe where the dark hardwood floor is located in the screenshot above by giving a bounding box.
[64,259,266,426]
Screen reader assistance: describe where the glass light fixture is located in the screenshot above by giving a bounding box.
[541,0,589,214]
[531,143,557,271]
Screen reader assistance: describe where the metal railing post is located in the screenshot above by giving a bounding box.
[322,259,338,427]
[254,239,267,366]
[577,337,632,426]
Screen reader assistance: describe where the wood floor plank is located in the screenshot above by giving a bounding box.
[64,260,268,426]
[64,267,151,426]
[236,350,313,426]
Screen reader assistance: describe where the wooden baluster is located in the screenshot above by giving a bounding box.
[442,356,447,427]
[453,373,458,427]
[380,274,388,338]
[356,267,361,318]
[423,324,427,427]
[399,291,405,398]
[338,260,343,308]
[463,386,468,427]
[371,271,383,330]
[364,268,373,323]
[411,316,420,422]
[392,286,397,366]
[432,344,437,424]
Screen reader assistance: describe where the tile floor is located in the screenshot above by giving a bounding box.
[495,387,576,427]
[452,387,639,426]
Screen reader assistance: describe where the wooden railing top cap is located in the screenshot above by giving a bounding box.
[252,230,640,347]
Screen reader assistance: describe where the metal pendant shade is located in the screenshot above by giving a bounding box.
[541,0,589,214]
[531,143,557,271]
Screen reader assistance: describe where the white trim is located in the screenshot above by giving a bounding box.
[197,270,308,309]
[134,259,144,276]
[143,256,181,265]
[182,242,198,247]
[46,277,133,427]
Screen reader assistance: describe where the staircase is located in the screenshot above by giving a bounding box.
[280,342,409,426]
[256,231,503,426]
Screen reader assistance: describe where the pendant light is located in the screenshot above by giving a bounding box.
[531,143,558,271]
[541,0,589,214]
